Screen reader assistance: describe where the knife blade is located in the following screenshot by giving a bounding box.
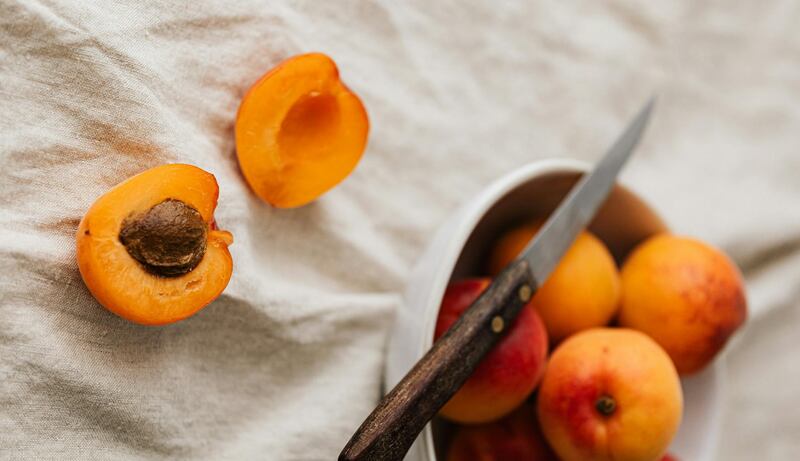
[339,97,655,461]
[522,97,655,286]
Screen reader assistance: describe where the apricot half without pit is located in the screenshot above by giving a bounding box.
[76,164,233,325]
[235,52,369,208]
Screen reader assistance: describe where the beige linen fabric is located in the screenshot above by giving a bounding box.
[1,1,798,459]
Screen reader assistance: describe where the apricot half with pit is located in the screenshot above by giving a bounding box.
[235,53,369,208]
[76,164,233,325]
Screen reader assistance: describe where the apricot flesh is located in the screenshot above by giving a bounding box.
[619,234,747,374]
[235,53,369,208]
[537,328,683,461]
[435,279,549,424]
[77,164,233,325]
[446,404,557,461]
[489,222,621,343]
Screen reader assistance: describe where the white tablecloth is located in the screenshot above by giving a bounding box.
[2,1,799,459]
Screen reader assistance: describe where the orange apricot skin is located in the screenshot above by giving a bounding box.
[537,328,683,461]
[435,279,549,424]
[235,52,369,208]
[447,404,558,461]
[618,234,747,374]
[76,164,233,326]
[489,222,621,343]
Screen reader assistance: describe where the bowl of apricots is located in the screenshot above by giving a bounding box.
[386,158,747,461]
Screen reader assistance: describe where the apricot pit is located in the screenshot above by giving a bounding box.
[119,199,207,277]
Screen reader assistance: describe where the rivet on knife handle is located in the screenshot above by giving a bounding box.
[338,258,536,461]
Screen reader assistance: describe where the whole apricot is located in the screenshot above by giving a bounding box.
[447,404,557,461]
[537,328,682,461]
[77,164,233,325]
[618,234,747,374]
[235,53,369,208]
[489,222,621,343]
[435,279,549,424]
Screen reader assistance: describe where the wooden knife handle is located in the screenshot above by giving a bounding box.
[339,258,537,461]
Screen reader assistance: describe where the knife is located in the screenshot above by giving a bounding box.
[340,98,655,461]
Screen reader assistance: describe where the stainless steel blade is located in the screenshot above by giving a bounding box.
[521,97,655,286]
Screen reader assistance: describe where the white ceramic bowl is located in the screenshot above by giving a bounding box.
[386,159,723,461]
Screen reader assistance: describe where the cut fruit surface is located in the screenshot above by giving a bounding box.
[235,52,369,208]
[76,164,233,325]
